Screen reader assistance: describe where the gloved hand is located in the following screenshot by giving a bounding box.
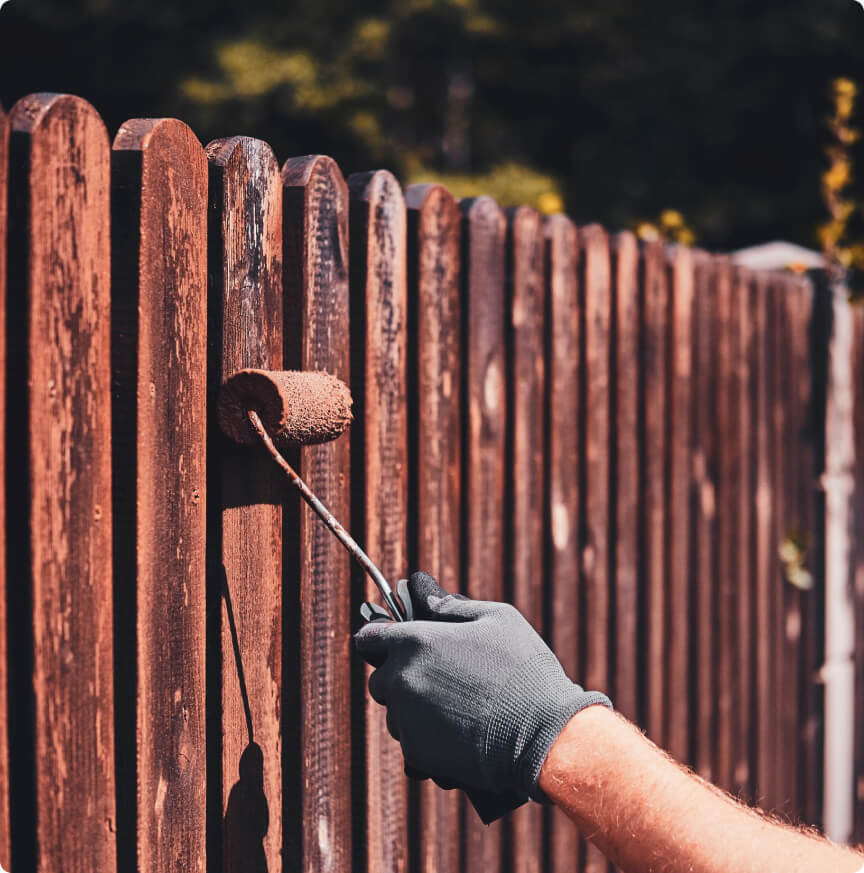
[354,572,612,811]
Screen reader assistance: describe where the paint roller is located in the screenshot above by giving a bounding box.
[217,368,407,622]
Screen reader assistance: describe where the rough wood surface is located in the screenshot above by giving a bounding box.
[768,274,788,814]
[7,92,116,873]
[691,251,716,782]
[506,206,545,873]
[545,215,583,873]
[112,117,208,872]
[0,99,8,872]
[753,270,775,807]
[460,196,506,873]
[580,225,611,873]
[406,183,463,873]
[281,154,352,873]
[611,232,640,725]
[730,266,755,798]
[348,169,409,873]
[666,245,693,765]
[206,136,284,873]
[712,256,735,792]
[777,276,800,815]
[641,239,668,750]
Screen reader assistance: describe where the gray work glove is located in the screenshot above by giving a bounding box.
[354,572,612,813]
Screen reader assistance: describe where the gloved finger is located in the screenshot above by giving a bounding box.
[386,707,400,742]
[407,571,477,622]
[368,662,398,705]
[404,763,430,782]
[353,621,400,667]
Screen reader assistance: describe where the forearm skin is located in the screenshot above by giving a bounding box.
[539,706,864,873]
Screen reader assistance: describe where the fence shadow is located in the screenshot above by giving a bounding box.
[221,568,269,873]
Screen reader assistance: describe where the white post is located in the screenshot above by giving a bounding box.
[822,281,856,843]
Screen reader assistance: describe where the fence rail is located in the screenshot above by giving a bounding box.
[0,92,845,872]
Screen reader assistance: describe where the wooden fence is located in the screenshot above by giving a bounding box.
[0,92,838,872]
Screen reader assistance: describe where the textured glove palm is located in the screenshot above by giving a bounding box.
[354,572,612,803]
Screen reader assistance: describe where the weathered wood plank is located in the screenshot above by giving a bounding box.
[112,117,208,872]
[460,195,506,873]
[206,136,284,873]
[666,245,693,765]
[768,274,789,814]
[545,215,583,873]
[581,224,611,873]
[348,169,409,873]
[7,92,116,873]
[753,270,775,808]
[731,267,755,799]
[641,239,668,751]
[852,301,864,838]
[0,99,9,872]
[691,251,716,782]
[777,275,801,816]
[611,231,640,725]
[712,256,735,792]
[406,183,463,873]
[281,154,352,873]
[506,206,545,873]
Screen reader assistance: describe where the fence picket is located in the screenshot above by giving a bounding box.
[667,246,694,765]
[506,206,546,873]
[641,239,668,751]
[112,117,208,871]
[712,256,735,791]
[692,251,716,782]
[460,196,507,873]
[731,266,755,799]
[611,232,640,726]
[545,215,583,873]
[406,183,463,873]
[281,154,353,873]
[348,169,409,873]
[206,135,284,873]
[7,93,116,873]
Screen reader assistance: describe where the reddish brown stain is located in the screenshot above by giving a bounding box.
[405,183,463,873]
[112,116,208,872]
[9,92,116,873]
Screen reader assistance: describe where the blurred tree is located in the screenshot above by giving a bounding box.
[2,0,864,249]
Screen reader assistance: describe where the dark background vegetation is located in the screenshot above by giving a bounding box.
[2,0,864,250]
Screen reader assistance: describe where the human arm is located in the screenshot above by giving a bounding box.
[540,705,864,873]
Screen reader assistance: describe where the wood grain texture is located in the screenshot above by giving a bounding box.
[0,99,8,872]
[7,92,116,873]
[611,232,640,725]
[581,225,611,873]
[460,196,506,873]
[665,245,693,765]
[348,169,409,873]
[640,239,668,750]
[768,274,788,814]
[281,154,352,873]
[730,266,755,799]
[777,275,800,816]
[112,117,208,872]
[405,183,463,873]
[545,215,583,873]
[206,136,284,873]
[691,251,716,782]
[506,206,545,873]
[753,271,775,808]
[788,276,815,821]
[712,256,735,792]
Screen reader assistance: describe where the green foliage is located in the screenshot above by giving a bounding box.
[3,0,864,249]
